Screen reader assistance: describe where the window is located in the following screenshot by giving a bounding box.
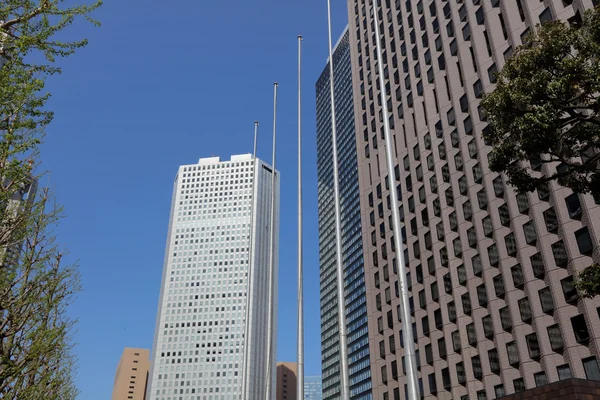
[447,302,456,323]
[583,357,600,381]
[452,330,462,353]
[462,293,472,315]
[457,264,467,286]
[507,341,519,366]
[493,274,505,298]
[538,182,550,201]
[547,324,564,352]
[562,276,578,303]
[482,315,494,338]
[526,333,541,359]
[488,243,499,266]
[531,253,545,279]
[543,207,559,232]
[467,228,477,248]
[438,337,447,359]
[477,390,487,400]
[429,373,437,394]
[566,193,582,219]
[463,200,472,221]
[477,189,488,210]
[557,364,572,380]
[500,306,512,331]
[516,192,529,213]
[489,349,500,374]
[539,7,553,24]
[511,264,524,288]
[534,372,548,387]
[518,297,532,323]
[477,284,487,306]
[444,273,452,294]
[488,63,498,83]
[494,385,505,398]
[456,361,466,385]
[523,221,537,244]
[505,233,517,256]
[472,356,483,380]
[575,227,593,254]
[442,367,451,389]
[571,314,590,344]
[514,378,526,392]
[552,241,568,266]
[539,287,554,314]
[467,323,477,346]
[473,80,483,98]
[483,216,493,237]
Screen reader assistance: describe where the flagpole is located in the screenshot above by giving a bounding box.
[371,1,420,398]
[264,82,278,400]
[296,34,305,400]
[253,121,259,159]
[326,0,350,397]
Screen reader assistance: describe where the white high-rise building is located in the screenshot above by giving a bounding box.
[148,154,280,400]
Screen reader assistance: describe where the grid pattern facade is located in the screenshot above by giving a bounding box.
[148,154,279,400]
[316,29,373,400]
[344,0,600,399]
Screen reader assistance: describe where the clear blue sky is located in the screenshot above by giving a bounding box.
[41,0,349,399]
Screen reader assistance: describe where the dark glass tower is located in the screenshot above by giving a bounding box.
[316,28,373,400]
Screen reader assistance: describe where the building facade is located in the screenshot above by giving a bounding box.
[111,348,150,400]
[147,154,280,400]
[304,376,323,400]
[318,0,600,399]
[276,362,298,400]
[316,28,374,400]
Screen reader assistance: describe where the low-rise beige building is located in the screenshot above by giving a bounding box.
[112,348,150,400]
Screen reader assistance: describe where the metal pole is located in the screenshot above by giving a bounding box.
[296,34,305,400]
[242,120,260,399]
[253,121,259,159]
[371,1,420,398]
[326,1,350,397]
[264,82,278,400]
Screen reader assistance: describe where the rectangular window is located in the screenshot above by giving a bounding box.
[583,357,600,381]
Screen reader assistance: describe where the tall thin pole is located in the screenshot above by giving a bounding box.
[326,1,350,397]
[296,35,305,400]
[371,1,420,398]
[241,120,260,399]
[253,121,259,159]
[264,82,278,400]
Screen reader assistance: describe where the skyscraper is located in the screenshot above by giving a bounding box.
[148,154,280,400]
[112,348,150,400]
[318,0,600,399]
[316,28,373,400]
[304,376,323,400]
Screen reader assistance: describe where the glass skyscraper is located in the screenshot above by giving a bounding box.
[148,154,280,400]
[304,375,323,400]
[316,28,373,400]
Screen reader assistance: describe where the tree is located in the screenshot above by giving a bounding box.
[0,1,100,398]
[482,7,600,196]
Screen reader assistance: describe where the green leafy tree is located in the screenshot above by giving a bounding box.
[0,1,100,398]
[482,7,600,196]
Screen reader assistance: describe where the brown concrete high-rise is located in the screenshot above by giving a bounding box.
[277,362,298,400]
[316,1,600,399]
[111,348,150,400]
